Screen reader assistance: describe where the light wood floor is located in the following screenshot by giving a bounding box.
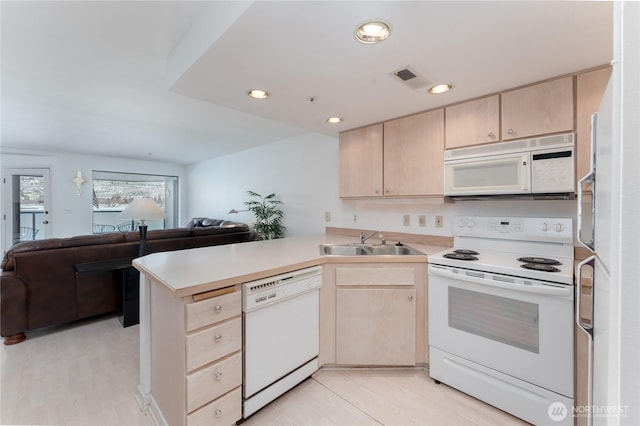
[1,315,528,425]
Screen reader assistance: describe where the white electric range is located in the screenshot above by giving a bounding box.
[428,216,575,425]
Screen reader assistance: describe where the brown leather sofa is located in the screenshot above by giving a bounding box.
[0,221,254,344]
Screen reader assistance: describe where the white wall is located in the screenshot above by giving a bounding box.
[1,150,186,253]
[186,132,578,241]
[187,133,342,236]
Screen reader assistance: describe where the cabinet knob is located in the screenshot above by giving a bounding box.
[408,295,413,301]
[488,131,495,138]
[375,190,380,194]
[42,220,50,224]
[214,305,222,313]
[215,371,223,381]
[214,334,222,342]
[214,409,222,418]
[507,128,514,135]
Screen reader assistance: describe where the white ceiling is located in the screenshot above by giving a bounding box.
[1,1,612,165]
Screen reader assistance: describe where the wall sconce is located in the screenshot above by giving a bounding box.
[228,209,249,214]
[72,170,85,195]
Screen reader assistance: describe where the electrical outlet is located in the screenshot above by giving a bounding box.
[324,211,331,222]
[353,214,358,223]
[435,215,444,228]
[418,215,426,227]
[403,214,410,226]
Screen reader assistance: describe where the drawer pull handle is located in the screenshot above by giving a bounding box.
[214,305,222,313]
[215,371,223,381]
[214,334,222,342]
[214,408,222,418]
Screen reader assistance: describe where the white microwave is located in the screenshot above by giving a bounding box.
[444,133,575,199]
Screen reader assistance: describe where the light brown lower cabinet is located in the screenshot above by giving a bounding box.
[321,262,428,367]
[336,287,416,365]
[148,283,242,426]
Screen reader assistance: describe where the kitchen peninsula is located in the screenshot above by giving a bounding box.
[133,233,447,426]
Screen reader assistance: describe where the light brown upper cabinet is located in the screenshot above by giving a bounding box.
[339,124,383,197]
[445,95,500,149]
[576,67,612,185]
[501,76,574,140]
[383,109,444,197]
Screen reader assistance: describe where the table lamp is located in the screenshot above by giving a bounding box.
[119,198,167,256]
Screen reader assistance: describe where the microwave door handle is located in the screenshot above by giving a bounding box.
[576,255,596,426]
[522,155,530,191]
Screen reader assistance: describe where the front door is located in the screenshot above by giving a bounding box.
[2,168,51,252]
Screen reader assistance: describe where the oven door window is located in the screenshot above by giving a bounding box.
[448,287,539,353]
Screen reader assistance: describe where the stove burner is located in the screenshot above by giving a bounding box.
[454,249,479,256]
[517,257,562,265]
[443,253,478,261]
[520,263,561,273]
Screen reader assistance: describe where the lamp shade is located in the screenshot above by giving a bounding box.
[119,198,167,225]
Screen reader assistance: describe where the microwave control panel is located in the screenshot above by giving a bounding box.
[531,148,575,193]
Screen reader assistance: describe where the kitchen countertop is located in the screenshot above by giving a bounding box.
[133,234,448,298]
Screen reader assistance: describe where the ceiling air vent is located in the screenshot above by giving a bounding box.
[391,66,431,90]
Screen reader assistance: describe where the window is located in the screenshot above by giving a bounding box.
[92,171,178,233]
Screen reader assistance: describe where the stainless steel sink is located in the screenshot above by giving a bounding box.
[320,244,370,256]
[320,243,424,256]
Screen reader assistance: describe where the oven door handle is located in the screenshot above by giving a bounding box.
[428,265,573,298]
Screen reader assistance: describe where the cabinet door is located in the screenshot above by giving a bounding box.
[501,76,574,140]
[576,67,611,185]
[336,288,416,365]
[445,95,499,148]
[339,124,383,197]
[383,109,444,196]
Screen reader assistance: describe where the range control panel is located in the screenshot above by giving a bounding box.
[454,216,573,244]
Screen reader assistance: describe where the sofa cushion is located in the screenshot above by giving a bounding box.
[191,223,250,236]
[201,218,224,227]
[125,228,193,242]
[60,233,126,248]
[1,239,64,271]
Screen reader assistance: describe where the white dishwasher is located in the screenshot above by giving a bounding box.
[242,266,322,418]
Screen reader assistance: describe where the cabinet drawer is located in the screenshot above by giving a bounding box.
[186,352,242,413]
[186,317,242,372]
[185,291,241,332]
[187,387,241,426]
[336,267,415,286]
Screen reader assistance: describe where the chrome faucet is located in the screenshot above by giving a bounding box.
[360,231,384,245]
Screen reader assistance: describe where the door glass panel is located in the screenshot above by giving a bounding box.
[448,287,540,353]
[11,174,46,245]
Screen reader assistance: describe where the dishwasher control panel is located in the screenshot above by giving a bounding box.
[242,266,322,312]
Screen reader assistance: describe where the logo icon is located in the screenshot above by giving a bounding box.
[548,402,568,422]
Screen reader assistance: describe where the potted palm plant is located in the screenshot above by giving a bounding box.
[244,191,285,240]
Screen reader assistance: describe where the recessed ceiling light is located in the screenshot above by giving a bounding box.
[428,84,453,94]
[248,89,270,99]
[355,20,391,44]
[327,117,343,124]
